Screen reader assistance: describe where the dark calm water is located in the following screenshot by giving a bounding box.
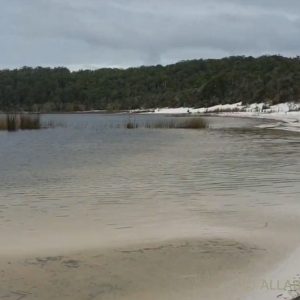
[0,114,299,252]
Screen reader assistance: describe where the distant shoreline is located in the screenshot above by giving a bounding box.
[2,102,299,132]
[134,101,300,133]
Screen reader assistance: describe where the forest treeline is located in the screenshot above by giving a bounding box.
[0,55,300,112]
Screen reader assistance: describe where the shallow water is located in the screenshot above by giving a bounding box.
[0,114,299,254]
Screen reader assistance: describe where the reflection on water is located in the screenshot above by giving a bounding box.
[0,114,299,252]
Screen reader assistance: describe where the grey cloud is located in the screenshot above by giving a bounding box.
[0,0,300,69]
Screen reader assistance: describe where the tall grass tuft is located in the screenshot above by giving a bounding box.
[125,116,139,129]
[6,114,18,131]
[145,117,207,129]
[177,117,207,129]
[0,114,41,131]
[0,116,7,130]
[20,114,41,130]
[126,120,139,129]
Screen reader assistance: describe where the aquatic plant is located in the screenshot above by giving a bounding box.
[144,117,207,129]
[0,116,7,130]
[126,120,139,129]
[0,113,41,131]
[20,114,41,130]
[125,115,139,129]
[176,117,207,129]
[6,114,18,131]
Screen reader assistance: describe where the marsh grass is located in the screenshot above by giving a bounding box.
[6,114,18,131]
[144,117,207,129]
[0,114,41,131]
[124,117,207,129]
[20,114,41,129]
[125,116,139,129]
[126,122,139,129]
[0,117,7,130]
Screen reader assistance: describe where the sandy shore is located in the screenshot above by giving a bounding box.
[142,101,300,132]
[1,208,300,300]
[0,238,264,300]
[0,238,282,300]
[247,244,300,300]
[216,111,300,133]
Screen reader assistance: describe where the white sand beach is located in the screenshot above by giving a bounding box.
[144,102,300,132]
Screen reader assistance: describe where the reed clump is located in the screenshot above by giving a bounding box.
[0,119,7,130]
[126,120,139,129]
[20,114,41,129]
[145,117,207,129]
[0,114,41,131]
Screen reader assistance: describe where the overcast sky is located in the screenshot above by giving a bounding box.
[0,0,299,70]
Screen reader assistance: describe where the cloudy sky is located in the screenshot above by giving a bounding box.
[0,0,299,70]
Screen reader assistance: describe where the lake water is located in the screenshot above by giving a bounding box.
[0,114,299,254]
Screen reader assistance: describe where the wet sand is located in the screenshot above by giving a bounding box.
[1,197,300,299]
[0,238,269,300]
[1,210,300,300]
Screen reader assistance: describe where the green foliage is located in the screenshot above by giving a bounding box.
[0,56,300,112]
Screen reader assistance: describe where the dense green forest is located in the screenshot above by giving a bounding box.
[0,55,300,112]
